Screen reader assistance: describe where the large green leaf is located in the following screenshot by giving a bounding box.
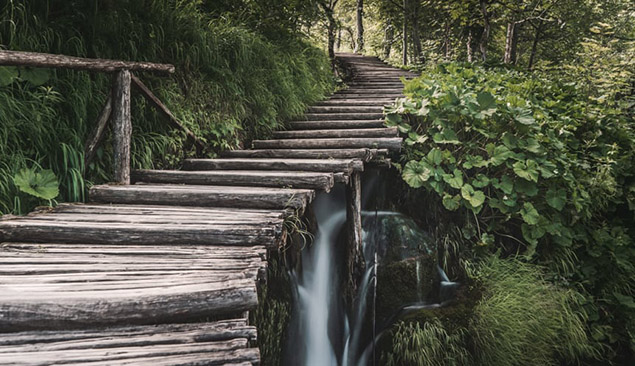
[546,188,567,210]
[13,168,60,200]
[0,66,19,87]
[520,202,540,225]
[489,145,514,166]
[461,184,486,208]
[513,160,540,182]
[402,160,431,188]
[442,194,461,211]
[442,169,464,189]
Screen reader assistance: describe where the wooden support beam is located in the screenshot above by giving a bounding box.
[111,70,132,184]
[130,74,205,154]
[344,172,364,307]
[84,95,112,169]
[0,50,175,73]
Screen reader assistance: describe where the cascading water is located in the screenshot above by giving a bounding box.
[285,173,459,366]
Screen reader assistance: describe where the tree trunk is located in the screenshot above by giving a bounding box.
[402,0,408,65]
[326,10,336,70]
[528,20,543,70]
[111,70,132,185]
[467,27,474,62]
[384,22,393,59]
[479,0,491,62]
[503,22,516,63]
[336,26,342,51]
[411,2,422,62]
[355,0,364,53]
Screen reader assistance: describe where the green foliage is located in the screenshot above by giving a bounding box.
[381,258,596,366]
[13,168,59,201]
[0,0,335,215]
[388,63,635,359]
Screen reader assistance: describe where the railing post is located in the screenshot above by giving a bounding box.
[111,70,132,184]
[344,171,364,306]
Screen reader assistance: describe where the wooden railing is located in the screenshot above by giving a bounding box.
[0,50,205,184]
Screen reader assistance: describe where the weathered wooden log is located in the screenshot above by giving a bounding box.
[111,70,132,184]
[301,112,384,120]
[252,137,402,151]
[132,169,335,192]
[315,99,394,106]
[0,320,260,365]
[84,95,112,168]
[344,172,364,310]
[0,218,282,246]
[221,148,377,161]
[334,172,350,184]
[273,128,397,140]
[130,74,205,153]
[336,88,404,94]
[183,158,363,173]
[329,93,402,99]
[288,120,385,130]
[49,203,285,220]
[307,105,383,113]
[0,50,175,73]
[89,184,315,210]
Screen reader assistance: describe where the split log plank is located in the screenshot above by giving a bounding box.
[90,184,315,210]
[308,106,383,113]
[183,158,363,173]
[288,120,386,130]
[301,112,384,120]
[252,137,402,151]
[221,148,379,161]
[133,169,335,191]
[111,70,132,184]
[273,128,397,139]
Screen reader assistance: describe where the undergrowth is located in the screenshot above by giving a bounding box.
[0,0,335,214]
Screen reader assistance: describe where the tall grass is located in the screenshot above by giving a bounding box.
[381,257,598,366]
[0,0,335,215]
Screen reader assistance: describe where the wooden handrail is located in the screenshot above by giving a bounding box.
[0,50,175,74]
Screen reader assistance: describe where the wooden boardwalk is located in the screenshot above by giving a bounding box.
[0,53,409,365]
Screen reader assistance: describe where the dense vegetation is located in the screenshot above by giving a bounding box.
[0,0,335,215]
[380,1,634,361]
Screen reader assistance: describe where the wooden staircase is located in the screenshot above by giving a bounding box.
[0,53,410,365]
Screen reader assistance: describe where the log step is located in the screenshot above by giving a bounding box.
[288,120,385,130]
[90,184,315,211]
[184,158,363,173]
[329,93,402,99]
[307,105,383,113]
[0,320,259,365]
[314,100,394,106]
[301,112,384,120]
[337,88,404,94]
[0,241,265,331]
[221,148,382,161]
[252,137,402,151]
[0,206,284,246]
[132,169,335,192]
[273,127,397,139]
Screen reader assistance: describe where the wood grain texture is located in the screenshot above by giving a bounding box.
[0,50,175,73]
[300,112,384,120]
[0,243,265,331]
[0,320,259,365]
[252,137,402,151]
[89,184,315,210]
[183,158,362,173]
[132,169,335,192]
[273,128,398,139]
[221,148,378,161]
[111,70,132,184]
[288,120,386,130]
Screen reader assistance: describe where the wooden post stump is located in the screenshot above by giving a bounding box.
[112,70,132,184]
[345,172,364,306]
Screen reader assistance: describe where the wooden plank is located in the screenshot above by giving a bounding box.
[288,120,385,130]
[337,88,404,94]
[329,93,402,99]
[0,320,260,365]
[132,169,335,191]
[301,112,383,120]
[252,137,402,151]
[89,184,315,210]
[0,50,175,73]
[0,243,264,331]
[84,95,112,168]
[0,219,282,246]
[314,99,394,106]
[112,70,132,184]
[307,105,383,113]
[221,148,377,161]
[273,128,397,139]
[130,74,205,154]
[183,158,363,173]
